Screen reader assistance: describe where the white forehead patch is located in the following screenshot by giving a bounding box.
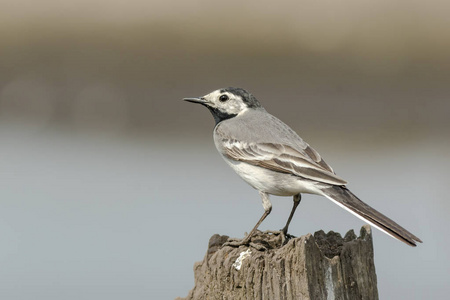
[205,90,226,100]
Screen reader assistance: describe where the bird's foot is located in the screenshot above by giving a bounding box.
[222,230,294,251]
[222,237,247,247]
[222,236,268,251]
[264,229,295,246]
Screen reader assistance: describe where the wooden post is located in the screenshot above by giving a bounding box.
[177,225,378,300]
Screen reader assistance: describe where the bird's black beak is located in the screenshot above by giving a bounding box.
[183,97,208,105]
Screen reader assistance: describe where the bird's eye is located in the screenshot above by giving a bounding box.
[219,94,229,102]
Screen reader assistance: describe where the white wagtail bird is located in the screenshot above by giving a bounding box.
[184,87,422,247]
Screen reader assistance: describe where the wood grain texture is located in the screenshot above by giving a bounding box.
[177,226,378,300]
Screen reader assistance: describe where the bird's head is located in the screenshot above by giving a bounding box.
[184,87,263,124]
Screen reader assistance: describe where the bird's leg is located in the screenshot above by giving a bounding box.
[223,192,272,248]
[265,194,301,245]
[281,194,301,236]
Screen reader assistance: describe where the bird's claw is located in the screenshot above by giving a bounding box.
[264,229,295,246]
[222,239,247,247]
[222,238,267,251]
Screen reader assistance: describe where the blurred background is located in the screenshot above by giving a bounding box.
[0,0,449,299]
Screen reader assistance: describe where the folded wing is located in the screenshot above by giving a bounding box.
[221,139,347,186]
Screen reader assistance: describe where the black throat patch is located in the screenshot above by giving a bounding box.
[205,105,237,125]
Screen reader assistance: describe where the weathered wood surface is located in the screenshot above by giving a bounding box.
[177,225,378,300]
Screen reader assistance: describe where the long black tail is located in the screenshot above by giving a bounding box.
[322,186,422,247]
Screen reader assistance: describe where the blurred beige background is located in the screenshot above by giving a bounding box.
[0,1,448,299]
